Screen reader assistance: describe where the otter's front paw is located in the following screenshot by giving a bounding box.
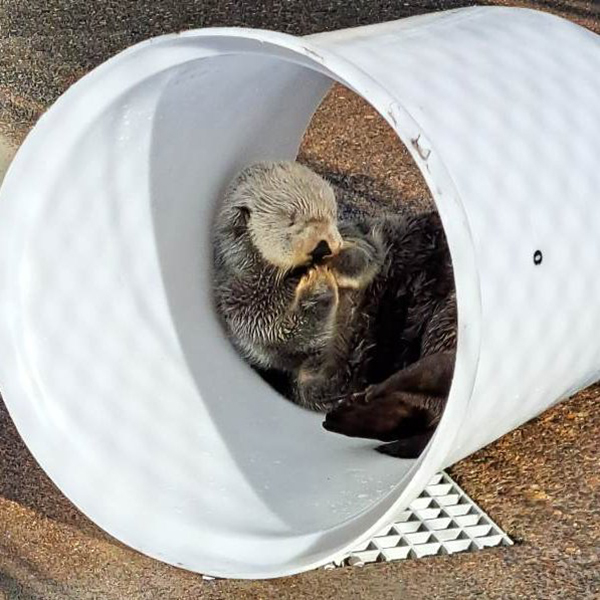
[293,267,338,315]
[294,357,342,412]
[328,236,383,290]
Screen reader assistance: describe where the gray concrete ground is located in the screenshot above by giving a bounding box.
[1,1,599,599]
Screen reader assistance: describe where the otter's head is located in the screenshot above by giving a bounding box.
[227,161,343,271]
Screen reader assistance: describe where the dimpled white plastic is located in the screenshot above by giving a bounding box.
[0,6,598,579]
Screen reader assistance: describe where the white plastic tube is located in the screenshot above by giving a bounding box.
[0,6,599,579]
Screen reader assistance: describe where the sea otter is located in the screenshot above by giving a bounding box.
[212,161,383,392]
[213,160,457,458]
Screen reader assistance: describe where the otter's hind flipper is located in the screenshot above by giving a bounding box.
[370,351,455,400]
[323,390,430,442]
[375,432,434,459]
[323,351,455,455]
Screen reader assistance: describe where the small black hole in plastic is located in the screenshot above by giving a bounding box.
[533,250,543,265]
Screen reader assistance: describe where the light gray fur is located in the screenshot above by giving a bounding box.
[213,162,343,376]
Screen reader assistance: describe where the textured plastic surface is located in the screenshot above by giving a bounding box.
[0,6,599,579]
[327,472,512,568]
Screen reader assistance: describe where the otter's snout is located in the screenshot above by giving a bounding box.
[294,222,342,268]
[311,240,332,262]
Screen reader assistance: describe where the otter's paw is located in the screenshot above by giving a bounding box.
[328,235,384,290]
[293,267,338,316]
[375,432,434,459]
[323,389,430,443]
[297,354,330,385]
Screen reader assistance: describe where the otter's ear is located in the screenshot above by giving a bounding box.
[238,206,251,223]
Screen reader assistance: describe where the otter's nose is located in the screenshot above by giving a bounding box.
[311,240,332,262]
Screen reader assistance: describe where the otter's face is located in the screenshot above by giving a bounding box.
[249,205,342,271]
[241,163,343,271]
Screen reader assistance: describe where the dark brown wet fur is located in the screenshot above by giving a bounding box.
[323,351,456,458]
[317,212,456,458]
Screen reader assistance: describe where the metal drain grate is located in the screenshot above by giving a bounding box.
[326,471,512,568]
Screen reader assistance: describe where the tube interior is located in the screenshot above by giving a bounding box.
[0,32,469,577]
[148,54,419,529]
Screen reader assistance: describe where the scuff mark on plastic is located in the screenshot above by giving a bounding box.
[386,103,399,128]
[303,46,325,62]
